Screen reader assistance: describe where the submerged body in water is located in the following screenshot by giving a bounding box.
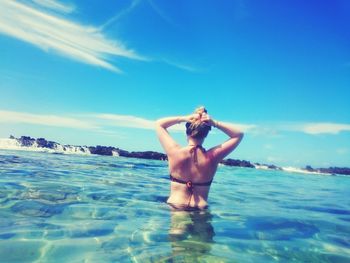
[0,149,350,262]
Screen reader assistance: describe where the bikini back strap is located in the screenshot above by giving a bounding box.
[191,179,213,186]
[190,145,205,165]
[169,174,187,184]
[169,174,212,208]
[169,174,213,186]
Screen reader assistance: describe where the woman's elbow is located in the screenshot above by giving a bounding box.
[237,131,244,140]
[155,119,165,128]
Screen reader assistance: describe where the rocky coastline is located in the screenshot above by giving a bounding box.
[303,165,350,176]
[10,136,168,161]
[4,136,350,176]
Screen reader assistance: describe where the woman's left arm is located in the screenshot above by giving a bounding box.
[155,116,189,155]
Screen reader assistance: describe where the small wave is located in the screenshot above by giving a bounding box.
[282,166,331,175]
[0,138,91,156]
[254,164,270,170]
[0,138,21,149]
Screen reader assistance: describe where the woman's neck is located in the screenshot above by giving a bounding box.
[187,137,204,146]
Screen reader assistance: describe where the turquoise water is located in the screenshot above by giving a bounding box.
[0,150,349,263]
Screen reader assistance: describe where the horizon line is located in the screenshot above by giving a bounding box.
[1,135,348,171]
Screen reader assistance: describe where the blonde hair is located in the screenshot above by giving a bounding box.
[186,106,211,139]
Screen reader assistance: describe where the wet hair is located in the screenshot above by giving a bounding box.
[185,106,211,139]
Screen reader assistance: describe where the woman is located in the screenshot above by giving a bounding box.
[156,107,244,210]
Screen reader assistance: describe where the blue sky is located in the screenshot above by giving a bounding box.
[0,0,349,167]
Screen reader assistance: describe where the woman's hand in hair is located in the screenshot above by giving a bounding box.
[185,113,201,123]
[200,113,215,127]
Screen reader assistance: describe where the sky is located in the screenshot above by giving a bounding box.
[0,0,349,168]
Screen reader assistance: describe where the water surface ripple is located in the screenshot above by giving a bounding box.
[0,150,349,262]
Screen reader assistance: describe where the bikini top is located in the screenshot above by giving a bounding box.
[169,144,213,192]
[169,174,213,188]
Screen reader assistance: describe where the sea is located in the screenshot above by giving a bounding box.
[0,149,349,263]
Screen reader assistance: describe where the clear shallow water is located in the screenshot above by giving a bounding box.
[0,150,349,263]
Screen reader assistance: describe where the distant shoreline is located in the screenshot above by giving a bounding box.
[1,136,349,176]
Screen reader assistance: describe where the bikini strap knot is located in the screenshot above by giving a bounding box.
[186,181,193,189]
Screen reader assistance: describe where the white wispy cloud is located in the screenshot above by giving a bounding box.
[161,58,200,73]
[7,109,346,137]
[0,0,144,73]
[92,114,256,132]
[93,113,186,132]
[95,113,157,130]
[99,0,140,31]
[285,122,350,135]
[95,114,257,133]
[302,123,350,134]
[229,123,256,133]
[0,110,256,135]
[0,110,98,130]
[0,110,161,132]
[147,0,176,27]
[32,0,75,13]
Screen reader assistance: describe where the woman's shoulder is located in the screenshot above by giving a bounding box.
[167,146,189,159]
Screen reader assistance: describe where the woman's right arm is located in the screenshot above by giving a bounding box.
[207,120,244,163]
[155,115,194,156]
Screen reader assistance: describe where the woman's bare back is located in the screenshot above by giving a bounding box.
[167,146,218,209]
